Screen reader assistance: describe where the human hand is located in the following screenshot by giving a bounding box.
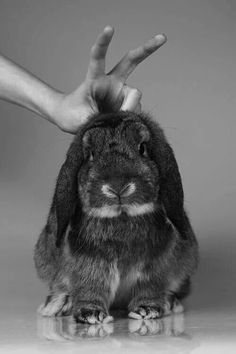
[52,26,167,133]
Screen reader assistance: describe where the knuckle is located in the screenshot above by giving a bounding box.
[133,88,142,100]
[143,42,154,55]
[126,50,137,63]
[90,45,103,58]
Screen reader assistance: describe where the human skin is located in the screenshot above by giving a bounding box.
[0,26,166,133]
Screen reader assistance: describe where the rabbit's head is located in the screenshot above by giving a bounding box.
[78,113,159,219]
[53,111,184,247]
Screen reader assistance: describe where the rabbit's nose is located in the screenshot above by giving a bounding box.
[101,184,117,199]
[119,182,136,197]
[101,182,136,199]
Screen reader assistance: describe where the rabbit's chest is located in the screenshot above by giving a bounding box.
[109,262,147,307]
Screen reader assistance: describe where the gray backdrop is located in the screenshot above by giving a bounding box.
[0,0,235,317]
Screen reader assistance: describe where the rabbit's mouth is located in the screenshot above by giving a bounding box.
[86,202,155,218]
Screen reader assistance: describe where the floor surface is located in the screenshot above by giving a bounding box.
[1,307,236,354]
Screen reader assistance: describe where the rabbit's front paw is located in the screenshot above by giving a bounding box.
[128,305,164,320]
[173,299,184,313]
[74,307,114,324]
[38,294,72,317]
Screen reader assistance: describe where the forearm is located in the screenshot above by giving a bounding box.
[0,53,62,123]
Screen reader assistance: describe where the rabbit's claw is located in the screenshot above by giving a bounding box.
[128,298,184,320]
[128,305,164,320]
[74,308,114,324]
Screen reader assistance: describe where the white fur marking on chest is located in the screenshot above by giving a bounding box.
[109,262,120,303]
[122,268,142,290]
[114,266,145,304]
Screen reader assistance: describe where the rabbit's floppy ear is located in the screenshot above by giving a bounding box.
[142,115,186,236]
[51,137,83,248]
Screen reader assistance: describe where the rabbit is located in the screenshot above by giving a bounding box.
[34,110,198,324]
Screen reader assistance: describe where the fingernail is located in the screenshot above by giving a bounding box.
[104,25,114,34]
[155,33,167,43]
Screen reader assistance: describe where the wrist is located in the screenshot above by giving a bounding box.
[33,87,65,125]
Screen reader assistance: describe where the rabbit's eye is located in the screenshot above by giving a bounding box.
[139,142,148,157]
[89,151,94,162]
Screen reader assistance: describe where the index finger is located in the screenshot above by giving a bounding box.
[109,34,167,82]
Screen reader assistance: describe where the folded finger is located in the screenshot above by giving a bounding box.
[120,87,142,112]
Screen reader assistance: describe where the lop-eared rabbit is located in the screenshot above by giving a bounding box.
[34,111,198,324]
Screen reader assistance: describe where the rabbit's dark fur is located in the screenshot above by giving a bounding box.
[34,111,198,323]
